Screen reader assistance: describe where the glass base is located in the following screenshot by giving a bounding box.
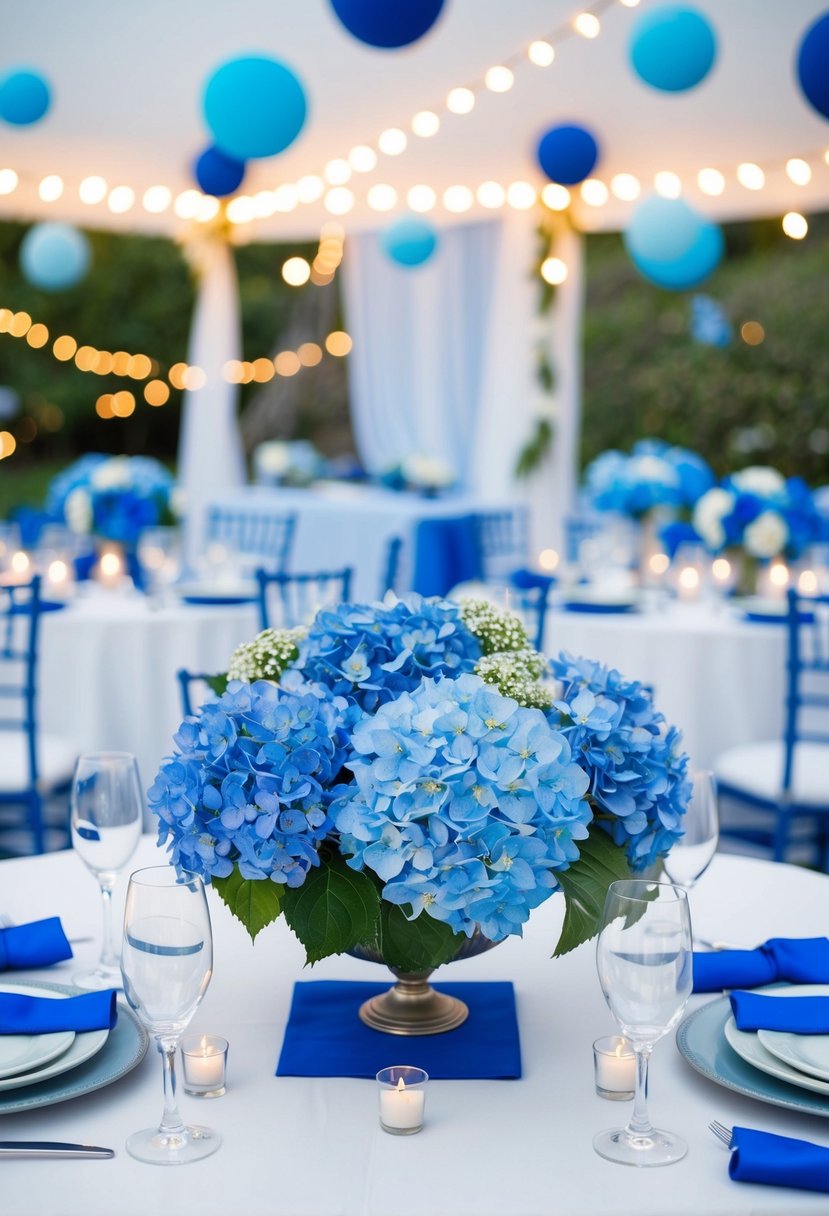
[72,962,123,991]
[125,1124,221,1165]
[593,1126,687,1167]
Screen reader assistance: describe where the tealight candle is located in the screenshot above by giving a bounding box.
[9,550,31,583]
[46,558,73,599]
[593,1036,635,1100]
[376,1066,428,1135]
[677,565,700,601]
[97,549,123,589]
[180,1035,228,1098]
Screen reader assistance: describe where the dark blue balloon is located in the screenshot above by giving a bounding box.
[329,0,446,48]
[536,125,599,186]
[0,68,51,125]
[194,146,246,197]
[625,196,723,291]
[630,5,717,93]
[380,217,438,267]
[203,56,307,160]
[797,12,829,120]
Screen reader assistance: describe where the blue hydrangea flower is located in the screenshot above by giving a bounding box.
[46,453,176,546]
[548,652,689,870]
[149,678,350,886]
[331,673,592,941]
[584,441,713,518]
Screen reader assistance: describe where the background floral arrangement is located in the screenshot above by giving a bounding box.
[583,439,714,519]
[46,453,177,547]
[150,595,689,970]
[691,465,822,559]
[379,453,456,496]
[252,439,325,488]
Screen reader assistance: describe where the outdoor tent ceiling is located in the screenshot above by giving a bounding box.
[2,0,828,242]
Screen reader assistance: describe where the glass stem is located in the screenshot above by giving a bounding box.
[99,881,117,970]
[158,1037,185,1137]
[626,1045,654,1140]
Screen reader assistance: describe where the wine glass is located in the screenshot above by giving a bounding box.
[121,866,220,1164]
[662,770,719,890]
[594,879,693,1167]
[70,752,144,990]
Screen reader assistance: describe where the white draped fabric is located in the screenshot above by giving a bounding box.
[177,239,246,568]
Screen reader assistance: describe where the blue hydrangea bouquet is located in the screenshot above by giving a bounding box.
[584,439,714,519]
[692,465,821,560]
[46,453,178,547]
[150,596,690,972]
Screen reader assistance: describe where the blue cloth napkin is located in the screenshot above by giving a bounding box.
[276,980,521,1079]
[729,1126,829,1194]
[412,515,482,597]
[693,937,829,993]
[730,990,829,1033]
[0,918,73,972]
[0,989,117,1035]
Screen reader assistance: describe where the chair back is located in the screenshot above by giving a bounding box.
[205,507,296,572]
[177,669,224,719]
[381,536,404,598]
[472,509,529,582]
[255,567,353,632]
[0,577,41,786]
[783,590,829,791]
[507,570,555,652]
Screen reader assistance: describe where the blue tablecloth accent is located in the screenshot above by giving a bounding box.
[276,980,521,1079]
[412,515,482,597]
[730,1126,829,1194]
[0,918,73,972]
[693,937,829,993]
[730,990,829,1033]
[0,989,117,1034]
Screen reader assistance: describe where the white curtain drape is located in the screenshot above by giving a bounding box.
[177,237,246,568]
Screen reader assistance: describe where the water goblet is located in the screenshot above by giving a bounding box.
[594,879,693,1167]
[121,866,220,1164]
[662,770,719,890]
[70,752,143,990]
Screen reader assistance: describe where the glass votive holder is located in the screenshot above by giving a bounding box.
[180,1034,228,1098]
[593,1036,635,1101]
[376,1066,428,1135]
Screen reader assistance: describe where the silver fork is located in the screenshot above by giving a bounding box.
[709,1120,733,1149]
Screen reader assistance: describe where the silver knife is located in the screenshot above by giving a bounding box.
[0,1141,114,1158]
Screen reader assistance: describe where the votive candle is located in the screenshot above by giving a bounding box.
[593,1036,635,1100]
[181,1034,228,1098]
[376,1066,428,1135]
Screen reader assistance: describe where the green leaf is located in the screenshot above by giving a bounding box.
[212,869,283,941]
[205,674,228,697]
[553,828,633,957]
[378,903,465,973]
[281,851,380,965]
[514,417,554,479]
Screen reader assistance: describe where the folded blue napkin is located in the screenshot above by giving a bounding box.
[730,990,829,1034]
[693,937,829,993]
[0,989,117,1035]
[0,918,73,972]
[729,1126,829,1194]
[276,980,521,1079]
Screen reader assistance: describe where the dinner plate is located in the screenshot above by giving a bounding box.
[0,981,149,1114]
[0,983,109,1092]
[561,590,638,614]
[756,986,829,1081]
[732,596,814,625]
[676,993,829,1118]
[0,1029,75,1080]
[176,580,258,606]
[725,1019,829,1098]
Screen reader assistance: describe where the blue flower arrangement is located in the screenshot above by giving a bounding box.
[692,466,822,559]
[151,595,690,967]
[584,440,714,519]
[46,453,177,546]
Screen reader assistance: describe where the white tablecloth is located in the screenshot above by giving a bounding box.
[2,838,828,1215]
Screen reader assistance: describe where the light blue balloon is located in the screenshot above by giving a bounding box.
[0,68,51,125]
[630,5,717,93]
[380,217,438,267]
[624,196,723,291]
[19,223,91,292]
[203,55,307,160]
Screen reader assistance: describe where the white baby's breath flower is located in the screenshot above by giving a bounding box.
[64,487,92,534]
[731,466,786,498]
[744,510,788,559]
[227,627,307,683]
[90,456,131,492]
[693,487,734,550]
[459,598,531,655]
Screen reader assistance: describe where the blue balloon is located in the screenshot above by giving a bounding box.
[0,68,51,125]
[329,0,445,48]
[630,5,717,92]
[380,217,438,267]
[624,196,723,291]
[536,124,599,186]
[203,56,307,160]
[19,223,91,292]
[797,12,829,120]
[194,146,246,197]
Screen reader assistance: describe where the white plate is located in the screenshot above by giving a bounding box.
[0,984,110,1092]
[0,1029,75,1080]
[758,992,829,1083]
[562,586,638,608]
[724,984,829,1097]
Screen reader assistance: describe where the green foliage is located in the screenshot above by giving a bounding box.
[281,849,380,965]
[205,674,228,698]
[377,901,465,973]
[212,869,284,941]
[553,827,633,956]
[515,417,553,478]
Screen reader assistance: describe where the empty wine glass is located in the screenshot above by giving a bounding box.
[121,866,219,1164]
[594,879,693,1167]
[70,752,144,990]
[662,770,719,890]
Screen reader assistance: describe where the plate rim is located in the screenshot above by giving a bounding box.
[757,1027,829,1083]
[0,1028,76,1081]
[725,1017,829,1097]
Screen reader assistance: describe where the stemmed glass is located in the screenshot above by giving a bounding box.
[662,770,719,890]
[594,879,693,1167]
[70,752,144,989]
[121,866,219,1164]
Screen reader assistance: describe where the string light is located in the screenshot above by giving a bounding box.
[541,257,568,285]
[296,176,324,203]
[378,128,407,156]
[573,12,601,38]
[366,183,397,211]
[447,87,475,115]
[324,187,354,215]
[282,256,311,286]
[785,157,811,185]
[580,178,609,206]
[443,185,474,213]
[736,162,765,190]
[541,183,571,210]
[407,185,436,212]
[142,185,171,213]
[108,185,135,213]
[38,175,63,202]
[697,167,725,196]
[610,173,640,201]
[528,41,555,67]
[654,171,681,198]
[484,66,514,93]
[348,146,377,173]
[0,169,18,195]
[506,181,536,209]
[412,111,440,138]
[782,211,808,239]
[324,159,352,185]
[79,176,107,204]
[477,181,506,209]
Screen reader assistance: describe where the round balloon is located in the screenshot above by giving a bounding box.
[630,5,717,92]
[536,124,599,186]
[797,12,829,120]
[19,223,91,292]
[380,217,438,267]
[203,56,307,160]
[329,0,445,48]
[624,196,723,290]
[194,146,246,197]
[0,68,51,125]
